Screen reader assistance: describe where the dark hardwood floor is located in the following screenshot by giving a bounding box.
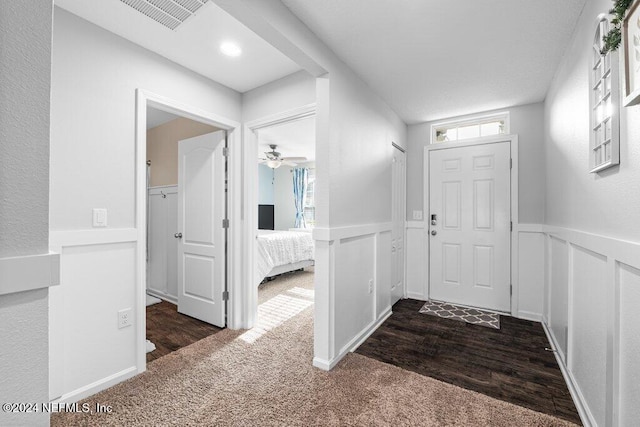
[356,299,581,425]
[146,301,224,363]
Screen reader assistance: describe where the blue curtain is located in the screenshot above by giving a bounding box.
[292,168,308,228]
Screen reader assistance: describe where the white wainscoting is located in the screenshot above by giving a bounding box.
[49,229,139,402]
[404,222,547,321]
[405,221,427,300]
[516,224,545,321]
[540,225,640,427]
[312,223,393,370]
[618,263,640,426]
[402,221,640,426]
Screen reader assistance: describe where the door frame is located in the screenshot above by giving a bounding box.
[391,142,407,302]
[134,89,242,373]
[243,103,316,327]
[423,134,519,316]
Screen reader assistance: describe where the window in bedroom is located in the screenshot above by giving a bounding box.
[589,15,620,173]
[303,168,315,227]
[431,112,509,144]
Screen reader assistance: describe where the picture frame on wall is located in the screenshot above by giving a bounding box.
[623,0,640,106]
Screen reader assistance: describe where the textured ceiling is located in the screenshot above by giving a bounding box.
[281,0,587,124]
[55,0,301,93]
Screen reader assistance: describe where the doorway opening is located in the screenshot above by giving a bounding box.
[245,105,317,341]
[144,106,226,362]
[135,89,241,371]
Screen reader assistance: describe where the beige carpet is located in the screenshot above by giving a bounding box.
[53,268,577,426]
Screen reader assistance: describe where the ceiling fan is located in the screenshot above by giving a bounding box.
[259,144,307,169]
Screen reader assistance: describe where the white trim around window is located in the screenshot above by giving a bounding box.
[430,111,510,144]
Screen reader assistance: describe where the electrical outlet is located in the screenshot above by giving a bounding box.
[412,210,423,220]
[118,308,132,329]
[368,279,373,294]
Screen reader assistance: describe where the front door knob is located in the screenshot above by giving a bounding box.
[174,232,183,239]
[431,230,437,236]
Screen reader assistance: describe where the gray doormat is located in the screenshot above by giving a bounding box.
[419,300,500,329]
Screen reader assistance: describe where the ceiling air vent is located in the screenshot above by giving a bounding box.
[119,0,208,30]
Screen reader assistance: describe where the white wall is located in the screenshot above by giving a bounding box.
[545,7,640,243]
[51,9,241,232]
[49,8,242,402]
[258,163,298,230]
[543,0,640,424]
[406,102,545,224]
[273,165,296,230]
[242,70,316,122]
[0,1,53,426]
[258,164,275,205]
[226,0,407,369]
[244,72,316,234]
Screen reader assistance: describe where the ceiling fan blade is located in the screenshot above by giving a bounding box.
[281,157,307,161]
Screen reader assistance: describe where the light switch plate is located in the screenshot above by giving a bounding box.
[412,210,423,220]
[93,208,107,227]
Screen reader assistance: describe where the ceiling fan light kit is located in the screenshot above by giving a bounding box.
[266,159,282,169]
[260,144,307,169]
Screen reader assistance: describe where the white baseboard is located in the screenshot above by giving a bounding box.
[542,322,593,427]
[51,366,138,404]
[516,310,542,322]
[313,308,392,371]
[312,357,336,371]
[347,307,392,353]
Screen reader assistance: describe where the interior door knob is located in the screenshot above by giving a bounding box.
[431,230,437,236]
[174,232,183,239]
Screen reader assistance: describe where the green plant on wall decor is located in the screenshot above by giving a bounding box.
[601,0,635,53]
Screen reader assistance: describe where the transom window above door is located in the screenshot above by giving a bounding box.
[431,112,509,144]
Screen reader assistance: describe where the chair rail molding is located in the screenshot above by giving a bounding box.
[0,252,60,296]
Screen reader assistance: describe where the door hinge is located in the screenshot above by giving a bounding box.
[222,290,229,301]
[222,218,229,229]
[510,284,513,296]
[510,158,513,169]
[510,221,513,232]
[222,147,229,157]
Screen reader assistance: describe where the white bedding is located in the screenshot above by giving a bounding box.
[256,230,314,282]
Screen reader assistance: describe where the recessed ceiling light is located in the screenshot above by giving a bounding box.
[220,42,242,57]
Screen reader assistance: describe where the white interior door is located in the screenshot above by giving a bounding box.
[429,141,511,312]
[391,146,406,305]
[177,130,226,327]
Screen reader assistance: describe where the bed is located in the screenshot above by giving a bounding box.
[256,230,314,283]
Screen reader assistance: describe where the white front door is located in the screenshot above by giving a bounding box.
[391,145,406,305]
[177,131,226,327]
[428,141,511,312]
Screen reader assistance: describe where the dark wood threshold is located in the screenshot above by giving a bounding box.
[356,299,581,425]
[146,300,223,363]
